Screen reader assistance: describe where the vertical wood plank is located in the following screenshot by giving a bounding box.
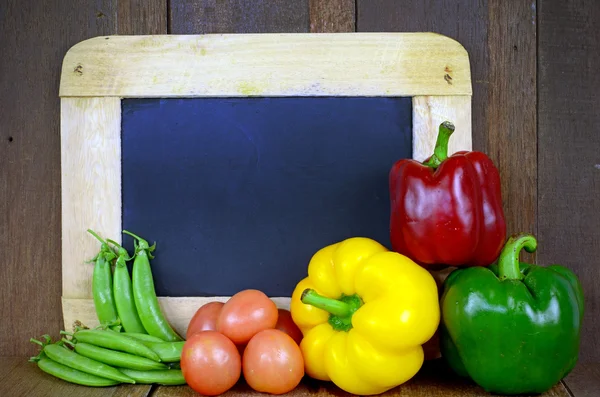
[0,0,117,357]
[487,1,537,257]
[309,0,355,32]
[357,0,538,258]
[538,0,600,364]
[118,0,168,34]
[60,98,122,303]
[412,96,472,162]
[169,0,309,34]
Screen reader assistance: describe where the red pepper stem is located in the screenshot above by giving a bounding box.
[301,289,352,317]
[498,233,538,281]
[423,121,455,168]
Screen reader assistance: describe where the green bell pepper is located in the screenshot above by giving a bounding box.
[439,233,584,395]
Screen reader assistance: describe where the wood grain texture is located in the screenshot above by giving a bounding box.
[487,0,537,260]
[59,33,472,97]
[357,0,489,149]
[0,357,152,397]
[538,0,600,363]
[564,363,600,397]
[0,0,117,358]
[169,0,309,34]
[0,355,575,397]
[117,0,167,34]
[357,1,538,257]
[309,0,355,32]
[412,96,473,162]
[61,98,122,301]
[59,358,570,396]
[0,357,22,383]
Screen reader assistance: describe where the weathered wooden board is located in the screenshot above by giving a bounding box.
[59,33,472,97]
[0,356,571,397]
[538,0,600,365]
[0,357,152,397]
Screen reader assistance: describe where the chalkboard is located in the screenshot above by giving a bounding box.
[59,33,472,332]
[121,97,412,297]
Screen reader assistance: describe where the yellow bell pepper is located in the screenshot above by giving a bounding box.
[290,237,440,396]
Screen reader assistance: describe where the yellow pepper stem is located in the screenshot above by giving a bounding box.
[301,289,352,317]
[301,288,362,332]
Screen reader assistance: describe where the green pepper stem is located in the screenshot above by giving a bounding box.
[423,121,455,168]
[301,289,351,317]
[498,233,538,281]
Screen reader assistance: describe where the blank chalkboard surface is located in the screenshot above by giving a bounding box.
[120,97,412,297]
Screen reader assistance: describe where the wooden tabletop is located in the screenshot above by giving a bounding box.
[2,356,596,397]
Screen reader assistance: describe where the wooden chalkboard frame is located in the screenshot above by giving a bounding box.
[59,33,472,336]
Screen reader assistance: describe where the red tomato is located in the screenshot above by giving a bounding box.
[180,331,241,396]
[186,301,224,337]
[217,289,278,345]
[274,308,303,345]
[243,329,305,394]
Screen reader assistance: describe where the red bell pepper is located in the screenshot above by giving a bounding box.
[388,121,506,268]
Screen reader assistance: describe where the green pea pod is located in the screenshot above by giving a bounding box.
[141,341,185,363]
[117,368,186,385]
[118,332,165,343]
[33,353,121,387]
[88,229,120,331]
[70,341,169,371]
[30,336,134,384]
[65,329,161,362]
[107,238,147,334]
[123,230,183,342]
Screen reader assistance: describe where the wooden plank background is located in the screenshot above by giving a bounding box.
[537,0,600,367]
[1,0,598,381]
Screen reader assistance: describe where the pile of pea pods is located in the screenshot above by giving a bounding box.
[29,229,186,387]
